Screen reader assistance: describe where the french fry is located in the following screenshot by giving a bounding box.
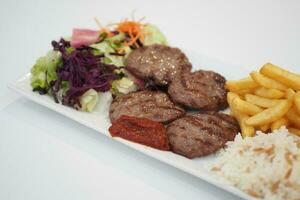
[245,100,292,126]
[232,110,255,137]
[253,87,284,99]
[285,88,296,101]
[250,71,288,91]
[260,124,270,132]
[245,94,283,108]
[260,63,300,90]
[226,77,258,92]
[226,63,300,136]
[288,127,300,137]
[235,89,253,98]
[227,92,240,103]
[294,91,300,115]
[231,97,263,115]
[271,118,290,131]
[227,92,255,137]
[228,111,234,117]
[286,106,300,129]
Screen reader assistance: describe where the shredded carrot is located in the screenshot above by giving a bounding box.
[94,17,114,37]
[94,16,145,46]
[116,19,144,47]
[101,28,114,38]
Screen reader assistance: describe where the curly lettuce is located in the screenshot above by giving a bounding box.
[111,77,137,96]
[142,24,168,45]
[30,50,62,92]
[79,89,99,112]
[90,33,130,67]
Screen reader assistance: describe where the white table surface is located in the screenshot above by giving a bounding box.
[1,0,299,199]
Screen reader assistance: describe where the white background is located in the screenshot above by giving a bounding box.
[1,0,299,199]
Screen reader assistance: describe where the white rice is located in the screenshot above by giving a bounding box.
[211,127,300,200]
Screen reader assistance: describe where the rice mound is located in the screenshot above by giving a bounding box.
[211,127,300,200]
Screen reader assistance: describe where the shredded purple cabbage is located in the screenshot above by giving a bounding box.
[51,39,117,108]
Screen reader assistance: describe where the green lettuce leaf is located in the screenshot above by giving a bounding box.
[90,41,114,54]
[111,77,137,96]
[90,41,124,66]
[45,51,62,84]
[79,89,99,112]
[106,33,126,49]
[90,33,131,67]
[143,24,168,45]
[30,51,62,90]
[30,57,48,89]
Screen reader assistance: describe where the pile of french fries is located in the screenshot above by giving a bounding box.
[226,63,300,138]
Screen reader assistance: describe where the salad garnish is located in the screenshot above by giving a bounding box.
[30,17,168,112]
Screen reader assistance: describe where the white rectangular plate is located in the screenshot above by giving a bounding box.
[9,50,256,200]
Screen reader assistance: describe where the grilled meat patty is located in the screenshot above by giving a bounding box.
[166,112,239,158]
[109,90,185,123]
[125,44,192,85]
[168,70,228,110]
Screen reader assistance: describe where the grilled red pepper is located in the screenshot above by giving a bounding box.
[109,115,170,151]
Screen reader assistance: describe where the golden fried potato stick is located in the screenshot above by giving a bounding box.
[235,89,254,98]
[227,92,255,137]
[231,97,263,115]
[250,71,288,91]
[253,87,284,99]
[259,124,270,132]
[285,88,296,101]
[245,100,292,126]
[288,127,300,137]
[271,118,290,131]
[233,111,256,137]
[294,91,300,115]
[226,77,258,92]
[260,63,300,90]
[245,94,283,108]
[286,106,300,129]
[227,92,240,103]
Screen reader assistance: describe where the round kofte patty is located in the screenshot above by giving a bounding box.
[166,112,239,158]
[109,90,185,123]
[168,70,228,110]
[125,44,192,85]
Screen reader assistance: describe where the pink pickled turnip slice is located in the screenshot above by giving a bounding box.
[71,28,100,48]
